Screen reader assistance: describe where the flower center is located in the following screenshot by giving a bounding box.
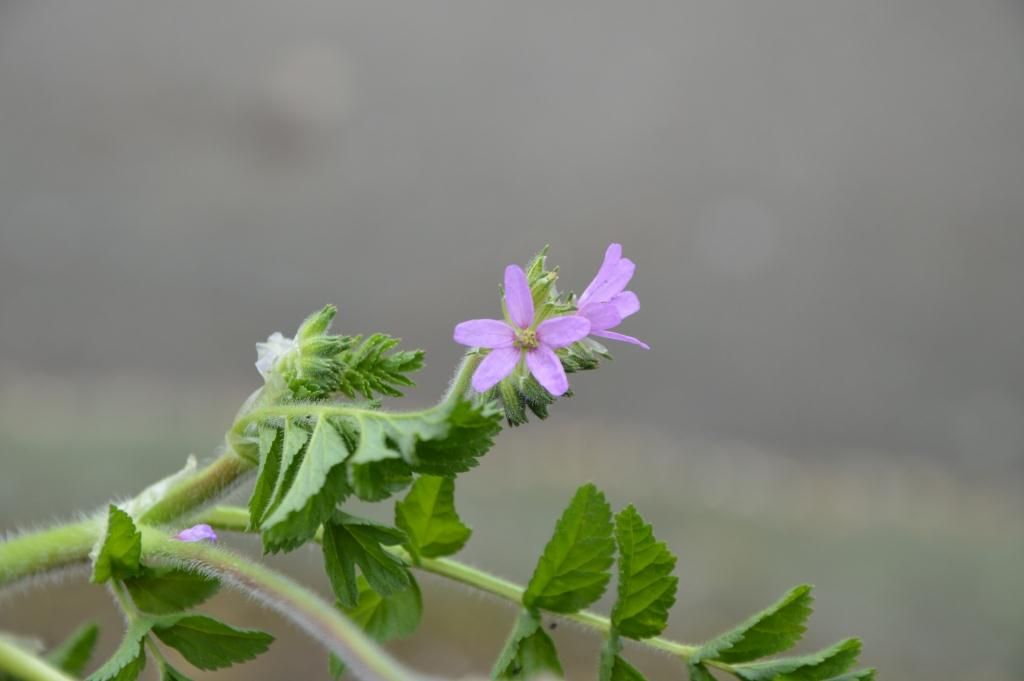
[514,328,539,350]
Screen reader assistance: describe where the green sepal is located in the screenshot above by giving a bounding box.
[46,622,100,676]
[491,610,563,680]
[339,574,423,642]
[150,614,274,671]
[691,585,813,664]
[395,475,472,560]
[611,505,678,639]
[523,483,614,614]
[91,505,142,584]
[730,638,862,681]
[322,512,411,608]
[85,619,151,681]
[123,566,220,615]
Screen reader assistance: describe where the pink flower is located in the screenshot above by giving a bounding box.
[174,524,218,543]
[454,265,591,396]
[576,243,649,349]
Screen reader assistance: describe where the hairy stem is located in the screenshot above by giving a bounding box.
[141,529,422,681]
[196,506,721,669]
[0,518,99,586]
[0,637,77,681]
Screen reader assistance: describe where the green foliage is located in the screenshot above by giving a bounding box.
[821,670,875,681]
[395,475,472,560]
[249,396,500,552]
[692,585,813,664]
[491,610,563,680]
[322,512,411,608]
[124,567,220,615]
[729,639,862,681]
[276,306,425,401]
[599,637,646,681]
[610,505,678,640]
[91,506,142,584]
[263,415,350,529]
[247,425,282,529]
[85,619,150,681]
[523,483,614,613]
[687,663,717,681]
[46,623,99,676]
[158,663,195,681]
[339,574,423,641]
[151,615,273,671]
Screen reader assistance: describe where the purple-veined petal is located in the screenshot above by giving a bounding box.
[610,291,639,319]
[526,345,570,396]
[578,243,623,307]
[578,303,622,333]
[174,524,218,543]
[591,329,650,350]
[453,319,515,348]
[536,315,591,348]
[471,346,521,392]
[504,265,535,328]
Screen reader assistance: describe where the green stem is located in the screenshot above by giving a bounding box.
[140,452,255,526]
[141,529,422,681]
[195,506,715,667]
[0,638,76,681]
[0,518,100,586]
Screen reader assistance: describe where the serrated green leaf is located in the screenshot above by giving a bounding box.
[159,662,195,681]
[687,663,717,681]
[350,458,413,502]
[260,460,351,553]
[407,399,502,475]
[335,333,425,400]
[263,415,350,528]
[823,671,875,681]
[124,567,220,615]
[731,639,861,681]
[328,653,347,680]
[248,425,282,529]
[611,505,678,639]
[395,475,472,560]
[86,620,151,681]
[339,574,423,642]
[599,637,647,681]
[322,513,411,608]
[151,615,273,671]
[46,623,99,676]
[491,610,563,680]
[692,585,813,664]
[523,483,614,614]
[91,506,142,583]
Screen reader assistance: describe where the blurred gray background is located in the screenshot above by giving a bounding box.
[1,1,1022,679]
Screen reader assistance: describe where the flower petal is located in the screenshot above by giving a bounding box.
[578,303,622,333]
[584,258,636,305]
[504,264,535,328]
[526,345,570,396]
[471,346,521,392]
[174,524,218,543]
[536,315,591,348]
[453,319,515,348]
[579,243,623,306]
[591,329,650,350]
[610,291,639,319]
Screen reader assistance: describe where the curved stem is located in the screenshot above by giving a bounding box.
[0,637,77,681]
[0,518,99,587]
[195,506,715,667]
[140,529,422,681]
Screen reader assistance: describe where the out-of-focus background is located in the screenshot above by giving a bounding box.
[1,2,1022,679]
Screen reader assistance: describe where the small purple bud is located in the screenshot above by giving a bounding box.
[174,524,218,543]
